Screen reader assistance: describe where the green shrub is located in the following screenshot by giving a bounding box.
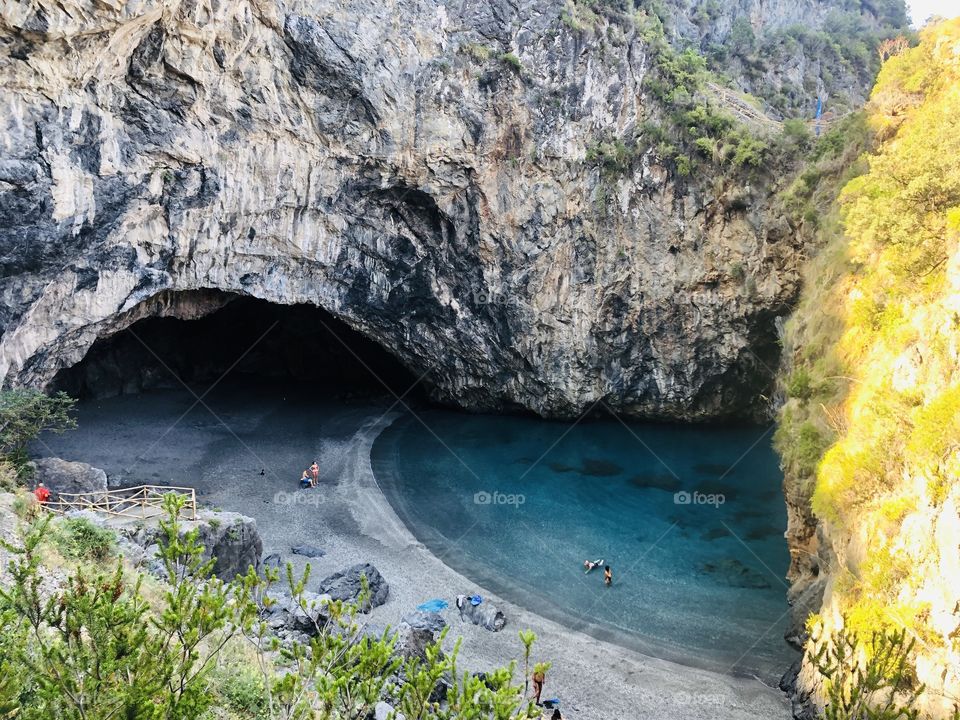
[216,664,268,719]
[11,492,38,521]
[460,43,492,62]
[796,422,828,478]
[499,52,522,72]
[810,621,923,719]
[786,367,814,401]
[53,517,117,562]
[0,390,76,475]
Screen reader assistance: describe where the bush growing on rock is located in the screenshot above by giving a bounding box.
[52,516,117,562]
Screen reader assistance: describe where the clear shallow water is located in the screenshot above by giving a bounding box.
[374,410,798,680]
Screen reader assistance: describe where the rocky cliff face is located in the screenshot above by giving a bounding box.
[0,0,877,419]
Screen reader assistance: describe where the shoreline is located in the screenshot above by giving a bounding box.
[371,413,794,683]
[37,388,793,720]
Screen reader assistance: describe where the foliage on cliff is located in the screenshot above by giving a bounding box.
[701,0,911,118]
[777,17,960,715]
[0,495,542,719]
[0,390,76,476]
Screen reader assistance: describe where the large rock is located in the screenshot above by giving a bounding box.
[395,611,446,660]
[401,610,447,634]
[129,509,264,581]
[455,595,506,632]
[317,563,388,612]
[264,590,331,636]
[783,574,826,650]
[193,511,264,581]
[0,0,891,421]
[29,457,107,496]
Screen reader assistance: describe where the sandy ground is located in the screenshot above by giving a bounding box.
[40,388,792,720]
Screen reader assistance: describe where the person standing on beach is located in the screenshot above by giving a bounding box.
[604,566,612,587]
[531,667,545,705]
[310,461,320,487]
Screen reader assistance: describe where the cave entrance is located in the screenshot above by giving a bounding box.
[53,292,420,401]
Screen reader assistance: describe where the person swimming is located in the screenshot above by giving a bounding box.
[604,565,613,586]
[583,558,604,573]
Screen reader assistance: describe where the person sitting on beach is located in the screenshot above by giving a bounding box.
[551,710,563,720]
[33,482,50,504]
[310,461,320,487]
[604,566,613,587]
[300,470,312,489]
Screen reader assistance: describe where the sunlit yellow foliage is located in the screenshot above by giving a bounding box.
[778,18,960,667]
[817,18,960,524]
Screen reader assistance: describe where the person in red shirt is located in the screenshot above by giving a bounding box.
[34,482,50,504]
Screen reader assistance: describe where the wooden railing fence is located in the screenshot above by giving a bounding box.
[44,484,197,520]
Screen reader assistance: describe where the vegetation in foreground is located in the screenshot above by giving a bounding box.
[0,494,545,720]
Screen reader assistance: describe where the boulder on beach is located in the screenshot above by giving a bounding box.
[394,622,435,660]
[28,457,107,496]
[291,544,325,558]
[317,562,388,612]
[401,610,447,634]
[455,595,506,632]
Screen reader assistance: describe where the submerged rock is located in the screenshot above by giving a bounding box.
[317,563,389,612]
[700,558,772,589]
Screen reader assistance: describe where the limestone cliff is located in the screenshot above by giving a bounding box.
[0,0,892,419]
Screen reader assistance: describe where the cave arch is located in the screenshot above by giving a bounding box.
[52,290,421,401]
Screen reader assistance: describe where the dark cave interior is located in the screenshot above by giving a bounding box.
[53,294,421,401]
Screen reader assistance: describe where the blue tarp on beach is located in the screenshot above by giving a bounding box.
[416,598,449,613]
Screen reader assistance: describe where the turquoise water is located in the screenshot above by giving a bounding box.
[374,411,798,680]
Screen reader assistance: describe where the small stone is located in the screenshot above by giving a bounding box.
[291,544,325,558]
